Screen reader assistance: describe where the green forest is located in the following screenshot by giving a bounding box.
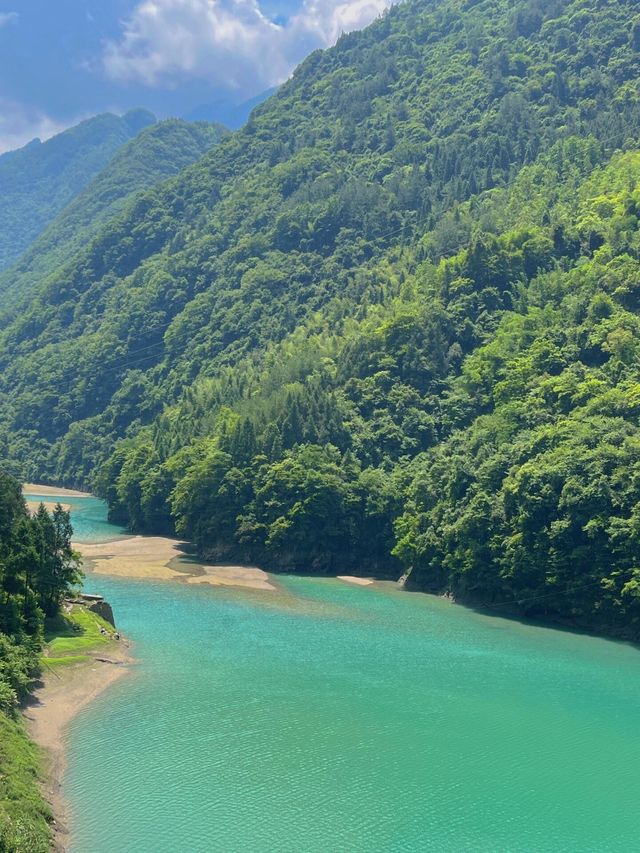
[0,473,80,851]
[2,0,640,637]
[0,110,155,273]
[0,119,227,314]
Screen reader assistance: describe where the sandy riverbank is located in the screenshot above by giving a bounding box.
[338,575,375,586]
[24,642,133,851]
[79,535,276,590]
[26,500,72,515]
[23,483,91,497]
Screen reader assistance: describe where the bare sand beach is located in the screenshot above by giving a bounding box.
[79,535,276,590]
[337,575,375,586]
[24,641,133,851]
[187,564,276,591]
[26,500,72,515]
[23,483,91,497]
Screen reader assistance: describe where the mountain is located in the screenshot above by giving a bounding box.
[1,0,640,637]
[185,88,278,129]
[0,137,41,164]
[0,109,155,272]
[0,119,228,312]
[91,138,640,639]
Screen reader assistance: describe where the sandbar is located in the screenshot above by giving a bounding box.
[78,536,187,580]
[187,565,276,591]
[27,500,71,515]
[23,483,91,497]
[79,536,276,591]
[337,575,375,586]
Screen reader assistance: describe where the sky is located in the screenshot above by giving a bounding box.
[0,0,394,153]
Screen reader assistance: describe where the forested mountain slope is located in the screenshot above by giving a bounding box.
[1,0,640,636]
[96,141,640,637]
[0,110,155,272]
[0,120,227,312]
[2,0,639,476]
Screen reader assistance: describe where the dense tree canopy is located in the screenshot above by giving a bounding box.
[2,0,640,637]
[0,110,155,273]
[0,473,81,713]
[95,143,640,637]
[0,473,80,851]
[0,118,227,313]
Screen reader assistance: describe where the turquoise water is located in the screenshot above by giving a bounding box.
[55,493,640,852]
[23,491,127,543]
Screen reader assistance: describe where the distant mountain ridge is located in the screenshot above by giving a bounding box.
[0,118,227,312]
[185,88,278,129]
[0,109,155,272]
[0,137,41,164]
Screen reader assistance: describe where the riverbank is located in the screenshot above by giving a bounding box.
[79,536,276,590]
[23,605,132,851]
[23,483,78,516]
[26,500,72,515]
[23,484,91,497]
[337,575,375,586]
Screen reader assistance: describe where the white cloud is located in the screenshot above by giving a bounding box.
[102,0,394,94]
[294,0,391,46]
[0,99,71,155]
[0,11,18,27]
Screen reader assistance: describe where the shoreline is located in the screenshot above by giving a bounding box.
[20,494,630,853]
[23,483,92,497]
[78,535,277,590]
[21,588,134,853]
[24,648,133,852]
[27,500,72,515]
[337,575,375,586]
[22,524,276,850]
[19,485,376,850]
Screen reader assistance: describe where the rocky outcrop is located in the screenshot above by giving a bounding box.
[76,593,116,628]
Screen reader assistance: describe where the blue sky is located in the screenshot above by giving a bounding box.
[0,0,393,152]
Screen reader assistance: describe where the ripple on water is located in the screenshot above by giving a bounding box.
[35,492,640,853]
[61,574,640,853]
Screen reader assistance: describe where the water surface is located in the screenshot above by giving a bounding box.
[52,492,640,852]
[23,490,127,543]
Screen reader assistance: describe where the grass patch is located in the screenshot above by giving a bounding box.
[44,605,115,660]
[0,712,52,852]
[42,655,91,669]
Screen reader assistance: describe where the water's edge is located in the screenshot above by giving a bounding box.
[22,486,133,851]
[23,485,640,853]
[24,648,132,852]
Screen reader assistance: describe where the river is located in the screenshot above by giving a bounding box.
[33,489,640,851]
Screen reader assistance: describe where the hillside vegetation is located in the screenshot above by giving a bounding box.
[96,142,640,636]
[0,473,81,850]
[0,119,227,311]
[0,110,155,272]
[1,0,640,636]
